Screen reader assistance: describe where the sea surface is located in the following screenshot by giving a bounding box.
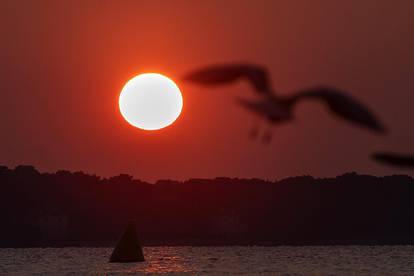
[1,246,414,275]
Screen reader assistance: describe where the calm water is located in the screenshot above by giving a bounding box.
[1,246,414,275]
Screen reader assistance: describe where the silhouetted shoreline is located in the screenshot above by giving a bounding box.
[1,165,414,248]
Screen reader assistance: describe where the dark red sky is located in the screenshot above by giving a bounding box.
[1,0,413,181]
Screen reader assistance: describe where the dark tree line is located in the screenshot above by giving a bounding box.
[1,165,414,247]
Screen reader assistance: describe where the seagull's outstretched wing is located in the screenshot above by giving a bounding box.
[293,86,386,134]
[183,63,272,94]
[372,152,414,168]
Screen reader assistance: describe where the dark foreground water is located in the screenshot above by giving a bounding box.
[1,246,414,275]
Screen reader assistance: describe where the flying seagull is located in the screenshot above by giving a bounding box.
[372,152,414,168]
[184,63,386,142]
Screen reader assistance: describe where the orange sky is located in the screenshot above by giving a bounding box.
[1,0,414,181]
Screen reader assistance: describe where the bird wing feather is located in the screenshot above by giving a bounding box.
[372,152,414,167]
[292,86,386,134]
[183,63,272,94]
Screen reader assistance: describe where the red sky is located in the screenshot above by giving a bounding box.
[1,0,414,181]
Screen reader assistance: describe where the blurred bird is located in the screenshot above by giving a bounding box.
[372,152,414,168]
[184,63,386,142]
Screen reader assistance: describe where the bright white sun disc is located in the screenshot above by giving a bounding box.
[119,73,183,130]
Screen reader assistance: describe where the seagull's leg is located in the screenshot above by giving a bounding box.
[262,125,273,145]
[249,118,261,140]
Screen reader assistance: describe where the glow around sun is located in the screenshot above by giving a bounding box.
[119,73,183,130]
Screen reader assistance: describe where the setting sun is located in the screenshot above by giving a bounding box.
[119,73,183,130]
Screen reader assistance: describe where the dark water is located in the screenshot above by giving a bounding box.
[1,246,414,275]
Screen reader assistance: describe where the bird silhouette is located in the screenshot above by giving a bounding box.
[184,63,386,142]
[372,152,414,168]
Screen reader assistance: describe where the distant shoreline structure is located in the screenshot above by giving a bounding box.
[1,165,414,248]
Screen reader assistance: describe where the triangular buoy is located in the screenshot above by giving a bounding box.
[109,221,145,262]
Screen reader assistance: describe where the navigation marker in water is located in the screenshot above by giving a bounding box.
[109,221,145,262]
